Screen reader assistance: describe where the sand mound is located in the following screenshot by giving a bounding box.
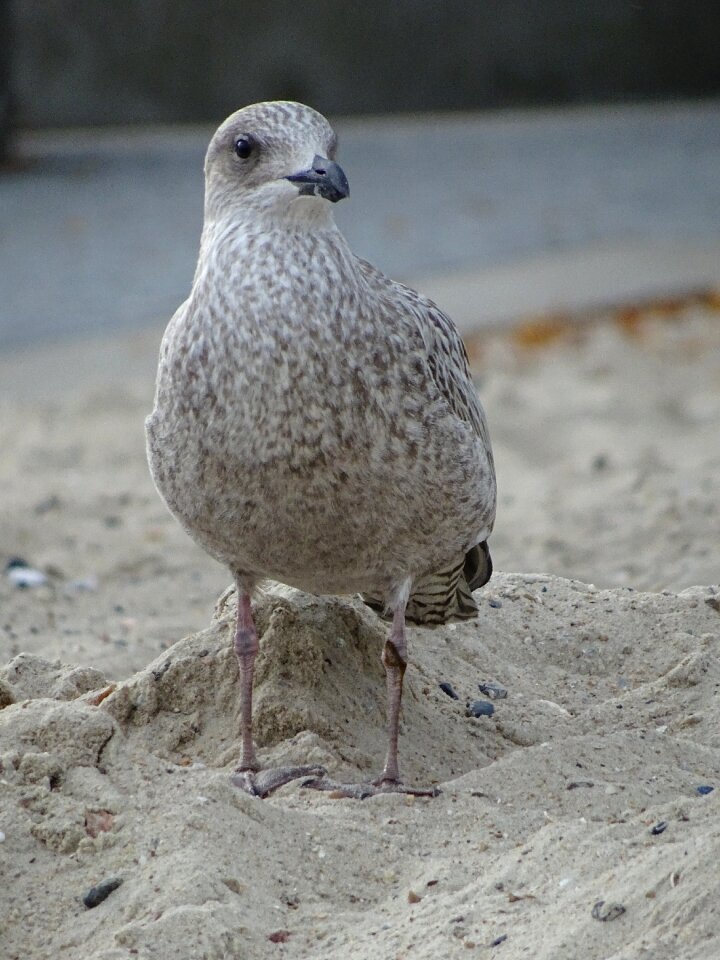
[3,574,720,959]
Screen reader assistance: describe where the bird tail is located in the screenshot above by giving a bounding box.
[362,541,492,627]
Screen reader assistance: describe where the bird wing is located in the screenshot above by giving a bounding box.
[355,257,496,623]
[355,257,494,458]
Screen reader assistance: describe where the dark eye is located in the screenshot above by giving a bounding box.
[234,135,256,160]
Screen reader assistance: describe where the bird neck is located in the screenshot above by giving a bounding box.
[196,207,355,283]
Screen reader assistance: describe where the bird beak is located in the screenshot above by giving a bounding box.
[285,155,350,203]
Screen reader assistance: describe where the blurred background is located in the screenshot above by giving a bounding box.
[1,2,719,674]
[6,1,720,126]
[1,1,719,345]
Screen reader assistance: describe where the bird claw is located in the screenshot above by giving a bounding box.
[231,764,326,798]
[301,776,441,800]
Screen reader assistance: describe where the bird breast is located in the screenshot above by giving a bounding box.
[146,225,491,588]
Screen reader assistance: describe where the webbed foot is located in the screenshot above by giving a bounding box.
[301,775,440,800]
[231,765,327,798]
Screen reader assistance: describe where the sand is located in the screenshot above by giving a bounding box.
[1,301,719,959]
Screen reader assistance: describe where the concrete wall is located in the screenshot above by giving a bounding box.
[9,1,720,128]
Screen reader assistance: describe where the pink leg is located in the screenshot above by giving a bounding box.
[230,585,325,798]
[234,590,260,772]
[303,593,440,799]
[376,604,408,785]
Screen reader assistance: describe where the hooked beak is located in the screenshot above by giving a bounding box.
[285,155,350,203]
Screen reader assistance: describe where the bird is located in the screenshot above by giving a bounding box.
[146,101,496,799]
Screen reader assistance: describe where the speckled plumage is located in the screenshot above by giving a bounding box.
[146,101,496,794]
[147,101,496,621]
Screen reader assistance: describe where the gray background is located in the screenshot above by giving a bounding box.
[1,3,719,348]
[2,102,719,348]
[7,1,720,128]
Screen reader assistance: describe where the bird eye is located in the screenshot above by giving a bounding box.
[234,135,256,160]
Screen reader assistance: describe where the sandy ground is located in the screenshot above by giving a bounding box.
[1,301,719,959]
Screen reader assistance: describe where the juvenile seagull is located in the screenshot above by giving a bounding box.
[147,101,496,799]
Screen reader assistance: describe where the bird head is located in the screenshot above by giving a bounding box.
[203,101,349,226]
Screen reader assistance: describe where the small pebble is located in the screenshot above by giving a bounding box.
[439,682,459,700]
[695,785,714,796]
[5,558,48,589]
[488,598,503,608]
[0,830,5,842]
[491,934,508,946]
[268,930,291,944]
[467,699,495,718]
[650,821,667,835]
[83,877,123,909]
[33,494,62,514]
[478,681,507,700]
[591,900,626,922]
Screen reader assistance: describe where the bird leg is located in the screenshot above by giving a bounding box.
[235,589,260,773]
[303,600,440,799]
[377,604,409,786]
[230,587,325,798]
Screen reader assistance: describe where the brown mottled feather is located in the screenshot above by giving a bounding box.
[146,101,496,627]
